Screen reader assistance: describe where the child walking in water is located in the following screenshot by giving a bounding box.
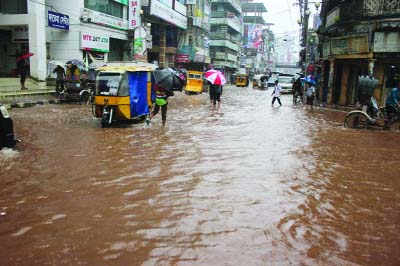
[271,80,282,106]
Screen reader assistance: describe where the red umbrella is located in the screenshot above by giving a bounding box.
[205,69,226,85]
[17,52,34,61]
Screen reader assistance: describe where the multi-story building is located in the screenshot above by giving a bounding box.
[241,2,268,75]
[175,0,211,71]
[319,0,400,106]
[209,0,242,78]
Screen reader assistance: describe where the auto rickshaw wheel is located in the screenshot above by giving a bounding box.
[101,113,110,128]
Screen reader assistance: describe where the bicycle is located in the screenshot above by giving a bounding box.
[343,96,400,130]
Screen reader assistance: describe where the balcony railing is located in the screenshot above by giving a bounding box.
[209,32,241,44]
[212,0,242,13]
[326,0,400,24]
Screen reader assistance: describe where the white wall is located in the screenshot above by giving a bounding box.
[47,0,128,65]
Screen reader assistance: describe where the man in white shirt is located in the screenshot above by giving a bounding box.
[271,80,282,106]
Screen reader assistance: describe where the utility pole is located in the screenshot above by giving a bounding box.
[301,0,309,73]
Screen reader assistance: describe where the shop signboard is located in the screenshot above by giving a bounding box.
[175,54,190,63]
[133,27,147,61]
[331,35,368,55]
[174,0,186,16]
[128,0,141,29]
[113,0,128,4]
[150,0,187,30]
[194,53,204,63]
[12,26,28,43]
[48,10,69,30]
[374,32,400,53]
[82,8,128,30]
[81,32,110,53]
[322,41,331,58]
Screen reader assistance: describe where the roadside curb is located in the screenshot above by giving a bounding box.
[4,99,60,109]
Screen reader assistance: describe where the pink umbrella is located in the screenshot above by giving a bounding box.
[205,69,226,85]
[17,52,34,61]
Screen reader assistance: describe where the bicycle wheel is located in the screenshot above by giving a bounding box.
[344,112,369,129]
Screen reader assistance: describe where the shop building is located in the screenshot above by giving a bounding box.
[319,0,400,106]
[209,0,242,77]
[175,0,210,71]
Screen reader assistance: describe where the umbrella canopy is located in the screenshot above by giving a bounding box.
[66,59,85,66]
[17,52,34,61]
[205,69,226,85]
[152,68,183,91]
[300,76,316,85]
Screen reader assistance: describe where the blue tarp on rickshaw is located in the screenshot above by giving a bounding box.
[128,71,149,118]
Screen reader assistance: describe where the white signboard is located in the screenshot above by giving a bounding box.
[128,0,141,29]
[81,32,110,52]
[82,8,128,30]
[374,32,400,53]
[12,26,29,43]
[150,0,187,30]
[174,1,186,16]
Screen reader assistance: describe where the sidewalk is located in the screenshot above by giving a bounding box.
[0,77,59,109]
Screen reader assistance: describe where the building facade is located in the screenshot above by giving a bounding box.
[209,0,242,77]
[241,2,268,76]
[319,0,400,106]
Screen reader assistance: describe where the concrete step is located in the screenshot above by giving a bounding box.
[0,77,39,86]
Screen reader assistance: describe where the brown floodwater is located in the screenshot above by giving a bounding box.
[1,87,399,266]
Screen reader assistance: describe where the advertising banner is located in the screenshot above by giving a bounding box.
[128,0,141,29]
[81,32,110,52]
[245,24,263,50]
[48,10,69,30]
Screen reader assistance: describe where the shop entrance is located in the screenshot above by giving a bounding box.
[0,28,29,78]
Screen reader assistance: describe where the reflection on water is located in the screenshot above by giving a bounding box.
[0,88,399,266]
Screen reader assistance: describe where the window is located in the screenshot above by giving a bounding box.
[166,26,177,47]
[0,0,27,14]
[84,0,123,18]
[96,73,122,96]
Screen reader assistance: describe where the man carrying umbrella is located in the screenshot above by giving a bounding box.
[16,48,32,90]
[305,78,317,109]
[205,64,226,109]
[148,84,172,126]
[150,68,180,126]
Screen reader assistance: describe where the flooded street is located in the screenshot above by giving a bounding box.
[1,86,399,266]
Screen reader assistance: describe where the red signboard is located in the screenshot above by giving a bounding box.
[175,54,190,63]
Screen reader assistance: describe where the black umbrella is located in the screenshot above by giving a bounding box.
[153,68,183,92]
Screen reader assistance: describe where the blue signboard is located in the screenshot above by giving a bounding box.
[48,10,69,30]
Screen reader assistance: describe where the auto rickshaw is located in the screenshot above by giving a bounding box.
[184,70,203,94]
[252,74,268,90]
[236,74,247,87]
[93,62,157,128]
